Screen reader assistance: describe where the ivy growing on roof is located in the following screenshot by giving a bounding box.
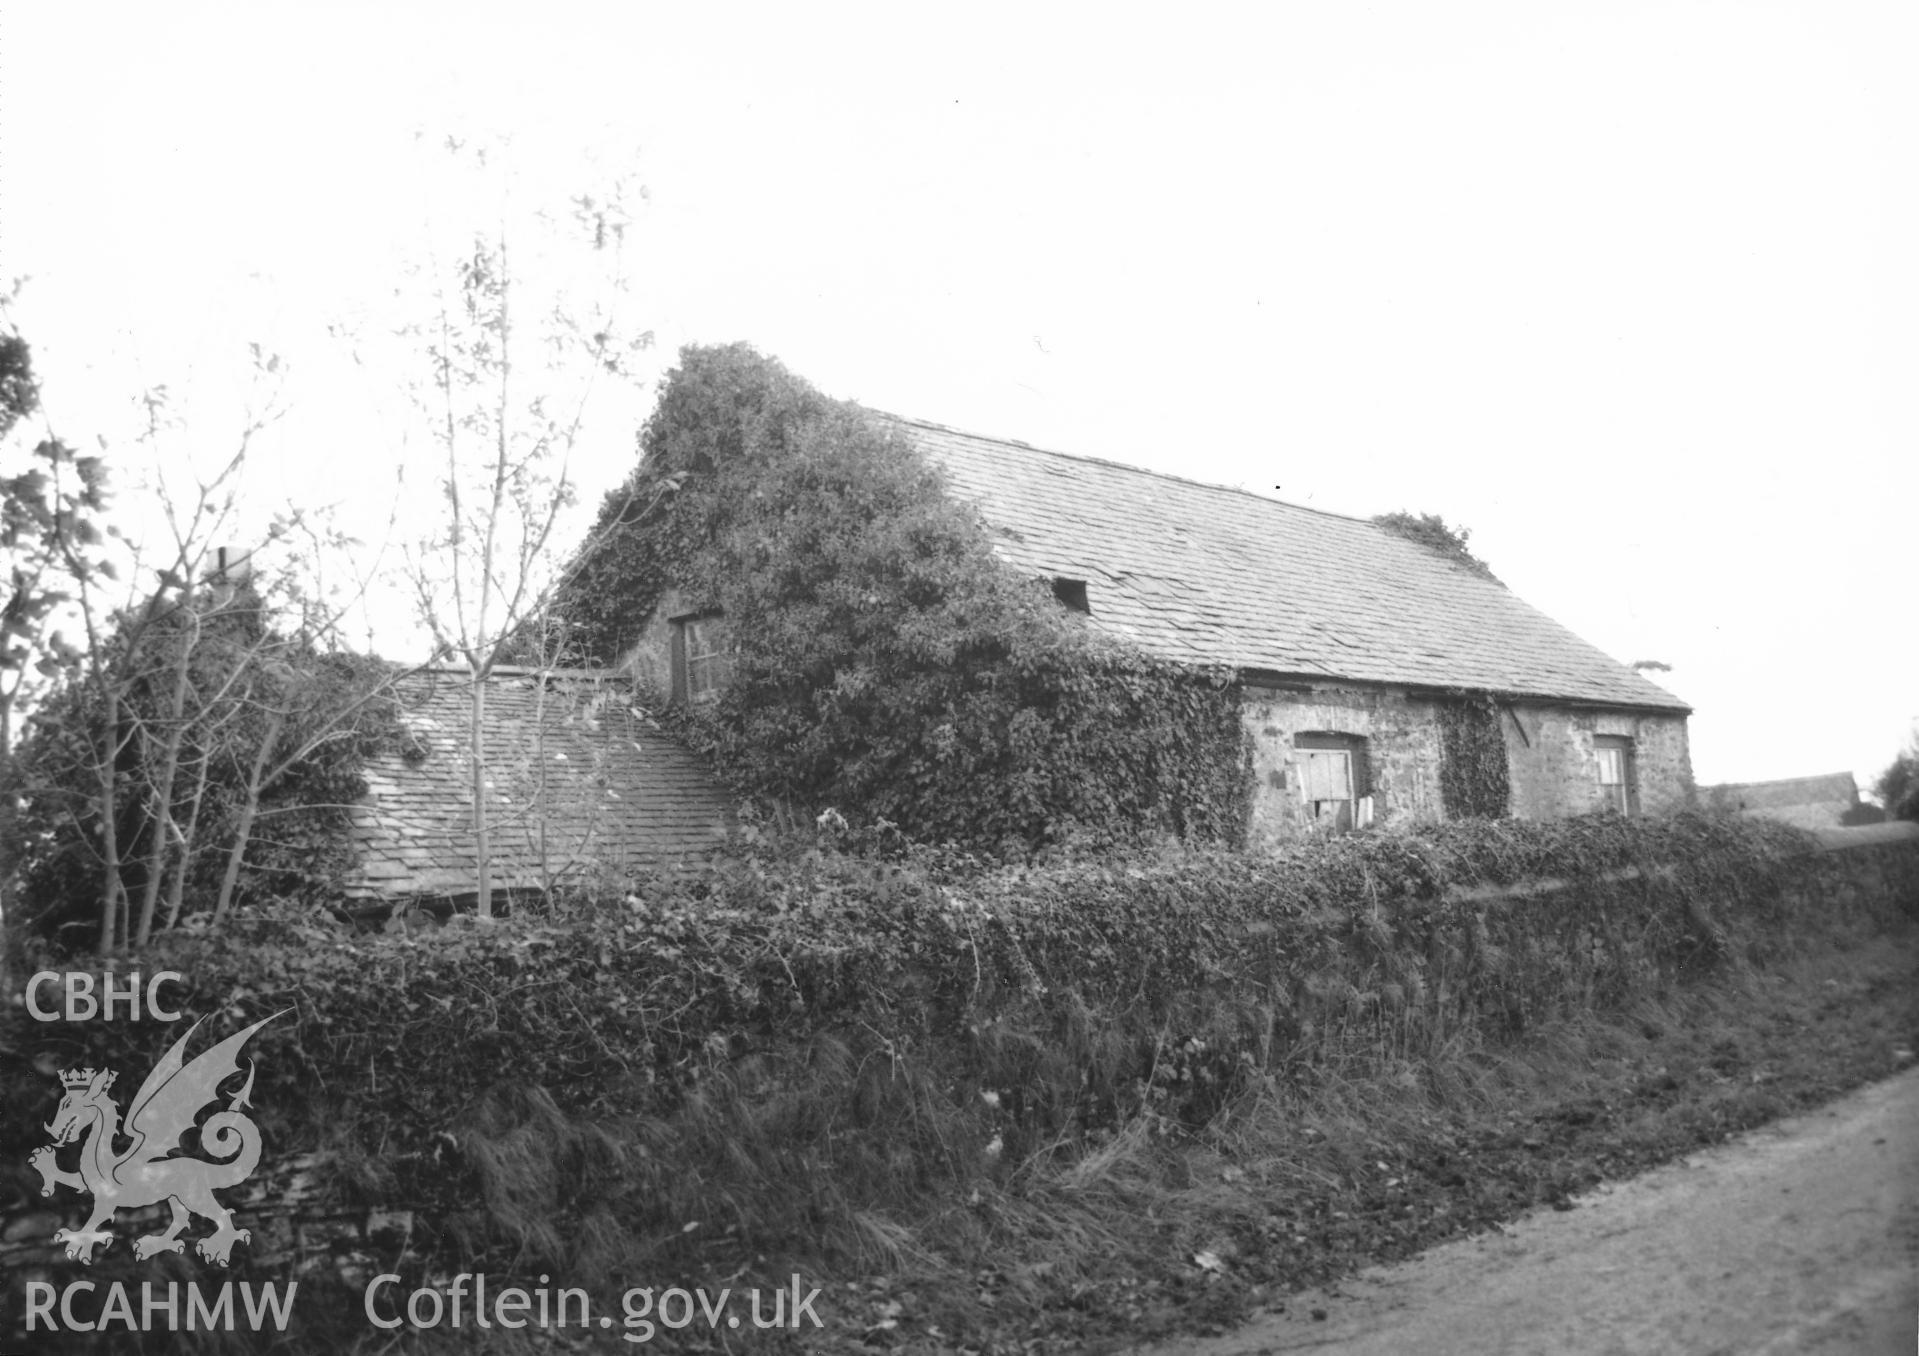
[1372,511,1499,582]
[556,343,1249,851]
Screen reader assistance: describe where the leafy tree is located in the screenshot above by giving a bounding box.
[1876,732,1919,822]
[1372,510,1499,582]
[4,316,406,950]
[14,581,400,947]
[27,370,279,949]
[1,320,112,930]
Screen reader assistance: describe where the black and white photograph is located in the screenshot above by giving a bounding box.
[2,3,1915,1352]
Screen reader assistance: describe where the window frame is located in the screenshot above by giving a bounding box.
[1294,731,1372,831]
[1593,734,1636,815]
[671,612,733,706]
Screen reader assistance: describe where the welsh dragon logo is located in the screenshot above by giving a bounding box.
[29,1011,287,1266]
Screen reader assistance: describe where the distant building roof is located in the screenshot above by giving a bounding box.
[894,418,1688,712]
[344,669,734,900]
[1703,771,1859,814]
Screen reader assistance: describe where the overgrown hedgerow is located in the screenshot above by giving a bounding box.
[7,811,1909,1350]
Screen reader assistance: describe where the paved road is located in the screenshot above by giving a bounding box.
[1133,1066,1919,1356]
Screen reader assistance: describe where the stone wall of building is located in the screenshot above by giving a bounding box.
[616,587,688,702]
[1504,704,1694,820]
[1615,710,1696,816]
[1242,684,1446,850]
[1243,684,1695,849]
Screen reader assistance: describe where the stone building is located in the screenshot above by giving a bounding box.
[1701,772,1868,830]
[621,417,1694,848]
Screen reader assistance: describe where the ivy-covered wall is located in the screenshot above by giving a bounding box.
[1439,694,1513,819]
[556,344,1250,852]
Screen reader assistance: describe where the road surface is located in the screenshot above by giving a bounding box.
[1133,1066,1919,1356]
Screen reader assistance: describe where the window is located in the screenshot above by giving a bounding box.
[1594,735,1635,815]
[1052,577,1090,614]
[672,614,733,704]
[1295,732,1372,831]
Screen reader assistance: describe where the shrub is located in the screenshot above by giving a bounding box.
[12,589,400,946]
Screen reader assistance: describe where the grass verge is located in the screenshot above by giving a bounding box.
[305,921,1918,1354]
[894,926,1919,1355]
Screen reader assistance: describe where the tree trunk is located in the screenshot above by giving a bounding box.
[532,657,552,898]
[470,672,492,917]
[97,686,125,951]
[162,748,214,931]
[213,706,285,924]
[135,624,199,947]
[0,694,15,930]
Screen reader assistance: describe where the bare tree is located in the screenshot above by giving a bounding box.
[394,142,655,916]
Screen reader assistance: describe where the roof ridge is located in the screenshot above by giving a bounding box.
[875,411,1393,532]
[1707,771,1856,790]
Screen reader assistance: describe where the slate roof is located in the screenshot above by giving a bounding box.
[1702,772,1858,813]
[344,669,735,899]
[893,418,1688,712]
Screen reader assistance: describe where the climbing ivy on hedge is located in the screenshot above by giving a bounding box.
[557,344,1249,850]
[1438,694,1512,819]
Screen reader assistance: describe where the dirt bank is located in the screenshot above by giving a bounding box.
[1132,1062,1919,1356]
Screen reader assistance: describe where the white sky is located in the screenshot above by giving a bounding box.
[2,0,1913,792]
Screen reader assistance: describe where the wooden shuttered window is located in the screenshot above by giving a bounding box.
[1294,731,1371,830]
